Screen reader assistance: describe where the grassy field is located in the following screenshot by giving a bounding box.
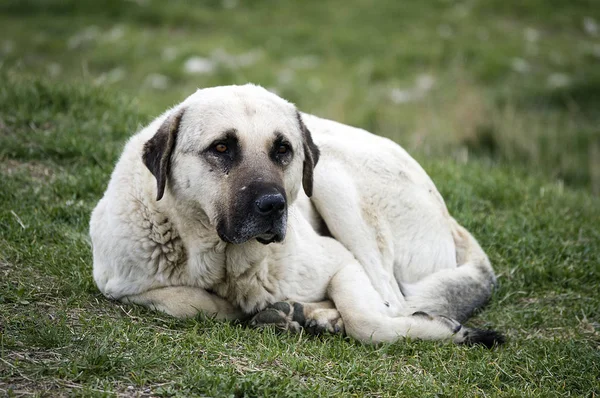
[1,0,600,192]
[1,1,599,396]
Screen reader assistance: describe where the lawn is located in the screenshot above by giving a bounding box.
[1,1,599,396]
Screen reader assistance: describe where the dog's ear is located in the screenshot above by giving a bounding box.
[296,112,320,197]
[142,108,186,201]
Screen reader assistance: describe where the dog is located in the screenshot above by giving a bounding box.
[90,84,503,347]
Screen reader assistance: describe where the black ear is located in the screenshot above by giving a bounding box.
[142,108,185,201]
[296,112,320,197]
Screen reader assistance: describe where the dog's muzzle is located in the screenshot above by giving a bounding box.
[217,182,288,245]
[254,191,286,244]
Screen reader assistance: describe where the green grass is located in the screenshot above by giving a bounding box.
[1,65,599,398]
[1,0,599,191]
[1,1,600,396]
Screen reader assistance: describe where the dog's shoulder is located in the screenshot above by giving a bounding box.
[90,120,189,298]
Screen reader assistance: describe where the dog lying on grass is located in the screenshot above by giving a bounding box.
[90,84,503,347]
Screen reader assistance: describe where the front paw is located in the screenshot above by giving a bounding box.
[248,302,301,333]
[304,307,345,335]
[249,301,344,336]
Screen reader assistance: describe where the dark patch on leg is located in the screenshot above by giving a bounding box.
[305,319,319,335]
[249,308,287,326]
[461,328,505,348]
[411,272,494,325]
[251,301,344,337]
[269,301,291,315]
[291,302,306,325]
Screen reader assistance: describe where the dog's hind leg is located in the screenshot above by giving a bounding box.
[121,286,244,320]
[310,161,406,313]
[328,259,503,347]
[399,218,497,323]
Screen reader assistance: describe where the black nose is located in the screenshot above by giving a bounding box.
[255,193,286,215]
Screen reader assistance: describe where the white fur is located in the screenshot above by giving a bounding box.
[90,84,497,344]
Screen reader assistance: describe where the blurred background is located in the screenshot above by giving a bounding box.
[1,0,599,194]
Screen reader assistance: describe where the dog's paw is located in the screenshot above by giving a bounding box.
[248,302,301,332]
[249,301,344,336]
[304,307,345,335]
[458,328,505,348]
[412,311,504,348]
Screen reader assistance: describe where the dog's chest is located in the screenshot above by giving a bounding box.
[210,245,285,314]
[131,201,188,282]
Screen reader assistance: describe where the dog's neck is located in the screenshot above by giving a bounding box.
[167,197,219,246]
[159,192,283,312]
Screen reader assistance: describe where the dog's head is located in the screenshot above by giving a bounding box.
[142,84,319,245]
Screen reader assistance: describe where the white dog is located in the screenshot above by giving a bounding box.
[90,84,502,347]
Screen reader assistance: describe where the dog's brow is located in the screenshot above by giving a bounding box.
[206,129,239,152]
[220,128,238,142]
[273,131,287,143]
[181,128,238,154]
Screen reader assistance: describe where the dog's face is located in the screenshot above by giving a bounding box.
[142,84,319,245]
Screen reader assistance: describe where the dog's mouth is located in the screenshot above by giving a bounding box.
[256,232,283,245]
[216,181,288,245]
[217,218,286,245]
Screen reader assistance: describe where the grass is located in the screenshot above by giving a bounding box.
[1,1,599,396]
[1,0,600,191]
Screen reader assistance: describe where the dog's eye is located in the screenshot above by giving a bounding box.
[270,138,293,165]
[277,144,289,154]
[215,143,228,153]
